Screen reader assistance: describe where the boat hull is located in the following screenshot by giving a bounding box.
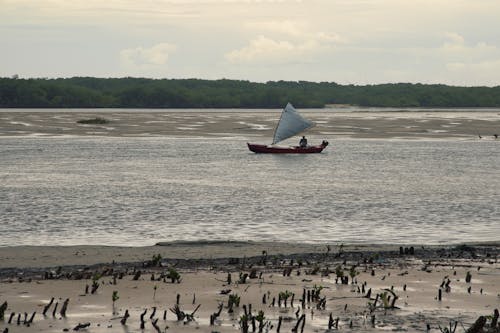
[247,143,327,154]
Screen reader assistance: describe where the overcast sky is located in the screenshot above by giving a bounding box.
[1,0,500,86]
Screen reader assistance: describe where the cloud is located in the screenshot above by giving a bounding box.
[226,19,342,64]
[245,20,342,43]
[225,36,324,64]
[120,43,177,67]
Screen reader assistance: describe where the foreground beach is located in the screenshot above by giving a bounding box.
[1,242,498,332]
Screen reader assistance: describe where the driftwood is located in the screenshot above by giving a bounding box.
[210,303,223,325]
[492,309,499,329]
[292,314,306,333]
[133,270,142,281]
[151,318,161,333]
[42,297,54,316]
[27,312,36,324]
[140,309,147,329]
[60,298,69,317]
[465,316,487,333]
[277,316,282,333]
[73,322,91,331]
[120,309,129,325]
[0,302,7,320]
[149,307,156,319]
[52,302,58,317]
[170,304,201,322]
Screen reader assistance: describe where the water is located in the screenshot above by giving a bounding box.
[1,135,498,246]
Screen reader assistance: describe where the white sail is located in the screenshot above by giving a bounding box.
[272,103,315,144]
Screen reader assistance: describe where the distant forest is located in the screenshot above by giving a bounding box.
[1,77,500,108]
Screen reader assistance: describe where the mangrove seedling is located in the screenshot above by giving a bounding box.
[238,272,249,284]
[166,268,181,283]
[91,273,101,294]
[255,310,268,333]
[152,254,162,267]
[228,294,241,313]
[279,290,293,307]
[312,285,323,301]
[349,266,359,283]
[335,265,344,283]
[239,314,250,333]
[112,291,119,314]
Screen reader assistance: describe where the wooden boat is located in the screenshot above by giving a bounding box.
[247,141,328,154]
[247,103,329,154]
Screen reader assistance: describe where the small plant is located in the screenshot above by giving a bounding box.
[255,310,268,332]
[91,272,102,294]
[279,290,293,307]
[239,314,250,333]
[238,272,249,284]
[335,265,344,283]
[349,265,359,283]
[112,290,119,314]
[166,268,181,283]
[152,254,162,267]
[228,293,241,310]
[312,284,323,301]
[380,291,390,308]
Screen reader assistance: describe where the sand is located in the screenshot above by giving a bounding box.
[1,243,499,332]
[1,110,499,139]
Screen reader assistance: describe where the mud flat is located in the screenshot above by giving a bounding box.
[0,242,499,332]
[1,110,499,139]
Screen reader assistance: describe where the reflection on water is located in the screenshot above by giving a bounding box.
[0,136,499,246]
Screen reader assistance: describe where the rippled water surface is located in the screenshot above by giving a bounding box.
[1,136,499,246]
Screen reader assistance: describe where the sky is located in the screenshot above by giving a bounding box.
[1,0,500,86]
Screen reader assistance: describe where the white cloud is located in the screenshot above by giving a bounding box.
[225,36,323,64]
[226,19,342,64]
[120,43,177,67]
[245,20,342,43]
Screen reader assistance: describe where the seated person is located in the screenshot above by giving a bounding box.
[299,136,308,147]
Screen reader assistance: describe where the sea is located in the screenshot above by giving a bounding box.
[1,109,499,247]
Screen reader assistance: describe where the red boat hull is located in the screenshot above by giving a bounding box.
[247,142,328,154]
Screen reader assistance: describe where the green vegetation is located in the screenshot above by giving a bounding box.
[166,268,181,283]
[76,117,109,124]
[228,293,241,308]
[1,77,500,108]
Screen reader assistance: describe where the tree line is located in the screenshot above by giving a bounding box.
[1,77,500,108]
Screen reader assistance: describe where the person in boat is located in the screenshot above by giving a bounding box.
[299,136,308,148]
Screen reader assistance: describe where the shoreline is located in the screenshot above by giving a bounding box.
[1,241,498,270]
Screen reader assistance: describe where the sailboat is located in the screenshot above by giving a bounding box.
[247,103,329,154]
